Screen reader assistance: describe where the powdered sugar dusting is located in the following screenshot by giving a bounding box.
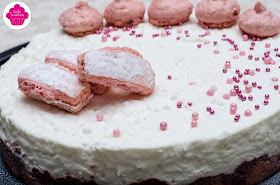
[84,50,155,88]
[19,63,88,97]
[46,50,83,65]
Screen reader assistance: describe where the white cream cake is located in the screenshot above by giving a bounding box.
[1,0,280,184]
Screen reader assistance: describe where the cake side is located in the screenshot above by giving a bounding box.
[2,138,280,185]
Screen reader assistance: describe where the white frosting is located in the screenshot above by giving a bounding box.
[19,63,88,98]
[84,50,155,88]
[46,50,83,65]
[1,0,280,185]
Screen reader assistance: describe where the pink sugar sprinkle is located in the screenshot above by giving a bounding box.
[227,78,233,84]
[177,28,182,34]
[230,89,237,96]
[197,44,202,48]
[191,120,197,128]
[113,129,120,137]
[249,69,255,76]
[264,57,272,64]
[231,103,237,108]
[225,62,231,69]
[160,122,168,130]
[255,104,260,110]
[272,77,278,82]
[239,51,246,56]
[265,94,270,99]
[243,34,249,41]
[177,101,183,108]
[265,43,271,48]
[192,112,199,120]
[230,107,237,114]
[205,30,211,36]
[248,95,253,101]
[223,93,230,100]
[214,50,220,54]
[233,55,239,59]
[229,48,234,51]
[204,40,210,44]
[97,113,104,121]
[102,35,107,42]
[245,85,252,93]
[189,82,196,85]
[161,31,167,37]
[244,110,252,117]
[108,26,114,32]
[207,89,214,96]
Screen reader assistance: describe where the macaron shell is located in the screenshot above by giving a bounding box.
[195,0,240,28]
[148,0,193,26]
[238,2,280,38]
[59,1,103,37]
[104,0,145,27]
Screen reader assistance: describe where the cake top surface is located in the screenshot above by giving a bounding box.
[1,0,280,151]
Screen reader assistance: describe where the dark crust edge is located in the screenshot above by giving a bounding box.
[1,138,280,185]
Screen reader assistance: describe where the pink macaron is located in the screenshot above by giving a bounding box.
[148,0,193,26]
[195,0,240,28]
[59,1,103,37]
[104,0,145,28]
[238,2,280,38]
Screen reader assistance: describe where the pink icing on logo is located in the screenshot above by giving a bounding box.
[6,4,29,26]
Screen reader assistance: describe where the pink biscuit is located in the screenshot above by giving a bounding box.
[104,0,145,27]
[59,1,103,37]
[148,0,193,26]
[45,50,108,95]
[238,2,280,38]
[195,0,240,28]
[18,63,93,113]
[99,46,143,58]
[77,48,155,95]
